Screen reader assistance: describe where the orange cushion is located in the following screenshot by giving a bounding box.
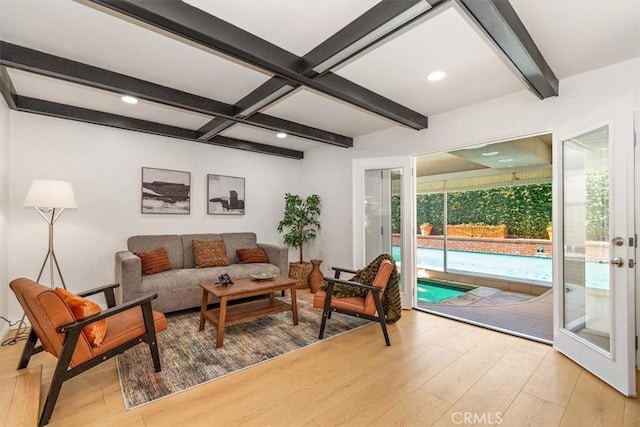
[193,240,229,268]
[236,247,269,264]
[135,247,171,275]
[313,290,366,313]
[92,308,167,358]
[54,287,107,347]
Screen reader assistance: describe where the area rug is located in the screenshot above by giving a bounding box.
[116,295,369,409]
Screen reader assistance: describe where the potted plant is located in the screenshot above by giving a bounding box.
[420,222,433,235]
[277,193,321,289]
[546,222,553,240]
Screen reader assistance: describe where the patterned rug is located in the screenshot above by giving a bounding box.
[116,295,369,409]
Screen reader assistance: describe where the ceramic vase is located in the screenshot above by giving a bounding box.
[308,259,323,293]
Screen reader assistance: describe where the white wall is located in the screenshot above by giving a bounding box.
[0,96,10,337]
[303,57,640,273]
[5,113,304,319]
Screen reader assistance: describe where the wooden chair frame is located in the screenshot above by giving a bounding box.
[17,283,162,426]
[318,266,390,346]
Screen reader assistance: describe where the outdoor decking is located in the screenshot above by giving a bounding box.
[417,290,553,343]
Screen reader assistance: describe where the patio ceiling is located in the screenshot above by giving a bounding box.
[415,133,552,192]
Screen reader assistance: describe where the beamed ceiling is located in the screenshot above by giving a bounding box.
[0,0,638,160]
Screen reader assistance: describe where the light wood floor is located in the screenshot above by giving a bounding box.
[1,296,639,426]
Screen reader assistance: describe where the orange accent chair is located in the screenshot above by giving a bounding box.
[10,278,167,426]
[313,259,394,346]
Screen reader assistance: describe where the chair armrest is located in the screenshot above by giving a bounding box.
[323,277,380,293]
[76,283,119,297]
[58,293,158,333]
[330,266,358,279]
[76,283,120,308]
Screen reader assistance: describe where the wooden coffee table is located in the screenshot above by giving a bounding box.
[199,275,298,348]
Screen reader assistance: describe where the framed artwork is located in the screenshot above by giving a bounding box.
[141,167,191,214]
[207,174,245,215]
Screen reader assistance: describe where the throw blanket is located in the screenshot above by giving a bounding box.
[319,254,401,323]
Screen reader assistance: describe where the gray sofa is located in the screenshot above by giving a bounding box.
[115,232,288,313]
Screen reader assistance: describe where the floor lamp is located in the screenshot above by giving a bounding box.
[4,180,77,345]
[24,179,77,289]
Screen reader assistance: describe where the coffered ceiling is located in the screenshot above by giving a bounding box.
[1,0,638,159]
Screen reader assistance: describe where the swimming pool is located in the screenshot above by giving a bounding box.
[392,246,608,289]
[417,278,472,303]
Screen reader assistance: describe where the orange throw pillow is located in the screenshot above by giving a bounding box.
[55,287,107,347]
[236,247,269,264]
[193,240,229,268]
[135,247,171,275]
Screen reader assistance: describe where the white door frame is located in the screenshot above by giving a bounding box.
[635,108,640,368]
[353,156,415,309]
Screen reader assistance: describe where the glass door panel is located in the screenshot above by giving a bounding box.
[562,126,610,352]
[364,169,399,265]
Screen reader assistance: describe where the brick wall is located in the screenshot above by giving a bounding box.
[417,235,552,257]
[392,234,609,262]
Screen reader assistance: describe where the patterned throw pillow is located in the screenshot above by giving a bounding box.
[193,240,229,268]
[55,287,107,347]
[135,247,171,275]
[236,247,269,264]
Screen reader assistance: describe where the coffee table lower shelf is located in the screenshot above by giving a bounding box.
[202,298,293,328]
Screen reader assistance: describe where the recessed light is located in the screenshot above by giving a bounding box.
[121,95,138,104]
[482,151,500,156]
[427,71,446,82]
[499,158,514,163]
[276,132,287,139]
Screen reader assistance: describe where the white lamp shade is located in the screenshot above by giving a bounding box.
[24,179,77,208]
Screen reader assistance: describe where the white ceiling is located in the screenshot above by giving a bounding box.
[0,0,272,103]
[185,0,379,57]
[8,68,212,129]
[335,4,525,117]
[511,0,640,79]
[262,88,395,137]
[1,0,638,155]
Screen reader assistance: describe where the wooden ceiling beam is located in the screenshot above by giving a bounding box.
[198,0,442,140]
[457,0,559,98]
[0,41,350,147]
[89,0,429,130]
[15,96,304,159]
[0,66,18,110]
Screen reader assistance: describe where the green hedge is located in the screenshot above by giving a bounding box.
[392,184,552,238]
[586,169,609,241]
[392,172,609,240]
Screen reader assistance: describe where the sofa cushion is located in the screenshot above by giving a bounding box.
[128,235,183,269]
[180,234,222,268]
[221,233,257,264]
[136,247,172,275]
[193,240,229,268]
[236,247,269,264]
[54,287,107,347]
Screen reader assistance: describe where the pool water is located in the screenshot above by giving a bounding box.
[392,246,609,289]
[417,279,471,303]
